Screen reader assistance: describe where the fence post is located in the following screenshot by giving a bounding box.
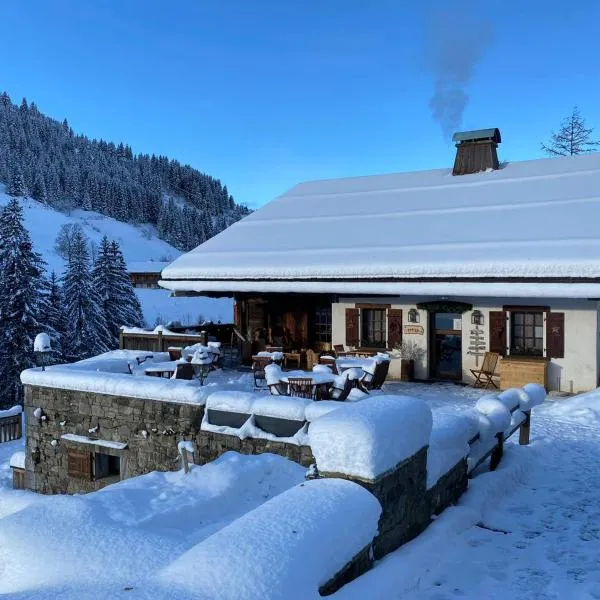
[519,410,531,445]
[489,433,504,471]
[119,330,124,349]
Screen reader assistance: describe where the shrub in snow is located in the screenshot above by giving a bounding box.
[309,395,432,480]
[159,478,381,600]
[522,383,546,410]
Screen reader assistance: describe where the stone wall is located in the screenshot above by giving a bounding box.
[24,385,313,494]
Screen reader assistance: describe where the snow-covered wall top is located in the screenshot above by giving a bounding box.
[159,478,381,600]
[20,367,210,406]
[161,153,600,284]
[308,395,433,480]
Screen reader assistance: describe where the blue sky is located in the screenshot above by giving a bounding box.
[2,1,599,208]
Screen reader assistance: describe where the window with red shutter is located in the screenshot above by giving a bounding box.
[489,311,507,356]
[345,308,359,347]
[546,312,565,358]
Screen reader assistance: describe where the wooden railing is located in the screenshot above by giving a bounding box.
[0,413,22,443]
[467,405,531,475]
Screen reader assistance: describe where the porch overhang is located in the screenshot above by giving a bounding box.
[159,278,600,300]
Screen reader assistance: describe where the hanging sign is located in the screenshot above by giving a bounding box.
[453,319,462,331]
[403,325,424,335]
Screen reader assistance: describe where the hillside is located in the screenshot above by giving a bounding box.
[0,92,250,252]
[0,190,232,326]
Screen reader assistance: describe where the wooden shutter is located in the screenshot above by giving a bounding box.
[67,448,92,480]
[387,309,403,349]
[546,312,564,358]
[345,308,359,347]
[489,311,507,356]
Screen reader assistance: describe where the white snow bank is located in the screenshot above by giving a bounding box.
[21,368,210,406]
[0,405,22,418]
[521,383,546,410]
[427,412,476,489]
[159,478,381,600]
[9,451,25,469]
[252,395,311,421]
[305,400,344,422]
[309,395,432,480]
[206,390,255,413]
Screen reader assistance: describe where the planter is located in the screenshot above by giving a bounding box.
[206,409,251,428]
[253,415,306,438]
[400,359,415,382]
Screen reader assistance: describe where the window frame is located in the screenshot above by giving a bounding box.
[509,310,544,357]
[314,306,332,344]
[93,452,121,481]
[360,308,387,349]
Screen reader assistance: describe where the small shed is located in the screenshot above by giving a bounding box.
[10,451,26,490]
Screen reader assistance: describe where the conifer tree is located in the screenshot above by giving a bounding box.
[39,271,67,362]
[62,229,113,360]
[0,198,48,407]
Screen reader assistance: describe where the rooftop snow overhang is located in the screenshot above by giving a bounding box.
[158,278,600,299]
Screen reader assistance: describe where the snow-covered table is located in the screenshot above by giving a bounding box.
[336,357,373,371]
[279,370,335,400]
[144,360,184,378]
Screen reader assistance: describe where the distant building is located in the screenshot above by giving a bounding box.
[128,261,171,289]
[160,129,600,393]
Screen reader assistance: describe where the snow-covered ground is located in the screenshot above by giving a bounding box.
[1,383,599,599]
[0,190,233,326]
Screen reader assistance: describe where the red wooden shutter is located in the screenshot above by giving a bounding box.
[67,448,92,480]
[345,308,359,347]
[489,311,507,356]
[387,309,403,349]
[546,312,564,358]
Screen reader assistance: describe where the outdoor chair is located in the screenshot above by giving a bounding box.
[329,375,353,401]
[267,382,288,396]
[252,356,272,389]
[333,344,349,357]
[360,360,389,391]
[173,363,194,380]
[168,347,183,361]
[318,355,339,374]
[287,377,314,399]
[192,363,211,386]
[470,352,500,389]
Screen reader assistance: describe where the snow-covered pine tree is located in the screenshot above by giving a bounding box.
[62,229,113,361]
[0,198,48,407]
[108,240,144,332]
[7,164,26,197]
[39,271,67,362]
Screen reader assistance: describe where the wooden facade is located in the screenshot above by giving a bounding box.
[234,293,334,354]
[129,272,162,288]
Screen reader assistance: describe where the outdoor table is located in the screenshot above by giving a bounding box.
[336,357,373,371]
[284,352,302,368]
[279,370,335,399]
[144,360,183,378]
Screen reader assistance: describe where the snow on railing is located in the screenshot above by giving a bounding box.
[0,405,23,443]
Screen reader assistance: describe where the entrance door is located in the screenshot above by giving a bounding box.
[431,312,462,380]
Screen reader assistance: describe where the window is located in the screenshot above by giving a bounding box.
[511,312,543,356]
[314,306,332,344]
[93,453,121,480]
[361,309,386,348]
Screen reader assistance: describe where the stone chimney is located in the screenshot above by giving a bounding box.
[452,128,501,176]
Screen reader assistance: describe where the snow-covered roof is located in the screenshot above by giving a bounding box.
[127,261,171,274]
[160,153,600,297]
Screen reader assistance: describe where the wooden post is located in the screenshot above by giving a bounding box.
[181,449,190,474]
[490,433,504,471]
[157,330,163,352]
[519,410,531,445]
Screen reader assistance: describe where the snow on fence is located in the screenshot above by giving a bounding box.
[119,326,206,353]
[159,478,382,600]
[0,405,22,443]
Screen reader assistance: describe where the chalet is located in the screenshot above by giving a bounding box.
[160,130,600,393]
[128,261,171,288]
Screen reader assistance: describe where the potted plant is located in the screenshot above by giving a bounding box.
[392,340,426,381]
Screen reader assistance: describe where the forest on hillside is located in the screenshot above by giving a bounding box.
[0,92,250,251]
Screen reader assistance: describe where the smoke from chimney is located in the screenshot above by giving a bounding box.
[424,6,494,138]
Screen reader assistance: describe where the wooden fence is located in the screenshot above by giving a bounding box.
[467,405,531,475]
[0,413,22,443]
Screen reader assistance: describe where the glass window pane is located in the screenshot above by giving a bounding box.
[514,313,523,325]
[525,313,533,325]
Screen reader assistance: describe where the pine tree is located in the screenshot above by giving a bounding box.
[0,198,48,407]
[39,271,67,362]
[541,107,600,156]
[7,164,26,197]
[62,229,113,361]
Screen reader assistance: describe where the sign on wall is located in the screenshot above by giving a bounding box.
[403,325,424,335]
